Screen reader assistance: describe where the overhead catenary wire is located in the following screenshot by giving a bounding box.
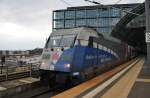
[84,0,141,16]
[60,0,72,6]
[114,0,123,4]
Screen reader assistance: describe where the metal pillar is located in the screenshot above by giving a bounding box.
[145,0,150,71]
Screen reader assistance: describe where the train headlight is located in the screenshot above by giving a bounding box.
[40,62,48,69]
[64,64,71,68]
[42,62,45,65]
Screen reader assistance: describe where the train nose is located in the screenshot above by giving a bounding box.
[40,61,49,70]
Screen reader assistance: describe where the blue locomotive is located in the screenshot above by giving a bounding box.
[40,27,133,85]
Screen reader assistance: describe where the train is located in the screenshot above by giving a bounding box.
[40,27,134,86]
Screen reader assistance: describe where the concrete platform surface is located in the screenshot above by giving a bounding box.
[100,58,144,98]
[128,59,150,98]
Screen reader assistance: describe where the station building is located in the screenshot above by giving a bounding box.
[52,3,145,42]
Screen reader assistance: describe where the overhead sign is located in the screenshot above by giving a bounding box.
[146,32,150,42]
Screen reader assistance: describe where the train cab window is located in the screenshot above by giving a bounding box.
[108,49,110,53]
[75,39,80,45]
[60,35,76,47]
[47,36,62,47]
[93,42,97,48]
[88,37,93,48]
[110,50,113,54]
[98,44,103,50]
[103,46,107,51]
[80,40,89,46]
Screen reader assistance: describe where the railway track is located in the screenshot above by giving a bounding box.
[29,88,52,98]
[10,84,67,98]
[0,70,39,82]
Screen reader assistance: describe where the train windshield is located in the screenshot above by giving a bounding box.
[47,35,76,48]
[48,36,62,47]
[60,35,75,47]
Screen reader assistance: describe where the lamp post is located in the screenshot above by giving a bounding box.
[145,0,150,73]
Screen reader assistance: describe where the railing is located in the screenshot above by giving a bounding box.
[0,62,41,81]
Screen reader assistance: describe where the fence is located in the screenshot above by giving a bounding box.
[0,62,40,81]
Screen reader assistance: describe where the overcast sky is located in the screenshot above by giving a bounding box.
[0,0,144,50]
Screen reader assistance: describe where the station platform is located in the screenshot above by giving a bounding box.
[0,77,40,98]
[52,57,148,98]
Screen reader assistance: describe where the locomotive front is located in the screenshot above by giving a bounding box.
[40,34,76,72]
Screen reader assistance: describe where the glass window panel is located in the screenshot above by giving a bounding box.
[47,36,62,47]
[76,19,86,27]
[96,27,111,33]
[103,46,107,51]
[110,8,121,17]
[65,11,75,19]
[99,8,109,17]
[76,10,86,18]
[86,9,98,18]
[65,20,75,28]
[98,18,109,27]
[93,42,97,48]
[60,35,75,47]
[54,11,64,19]
[80,40,89,46]
[109,18,120,26]
[87,19,98,27]
[98,44,103,50]
[54,20,64,28]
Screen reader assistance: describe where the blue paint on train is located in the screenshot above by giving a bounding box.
[54,45,117,73]
[55,48,75,72]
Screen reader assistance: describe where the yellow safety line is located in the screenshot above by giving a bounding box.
[0,86,7,91]
[101,58,144,98]
[136,78,150,83]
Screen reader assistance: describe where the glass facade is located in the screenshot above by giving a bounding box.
[53,4,139,41]
[54,20,64,28]
[65,20,75,28]
[87,19,98,27]
[76,19,86,26]
[76,10,86,18]
[54,11,64,19]
[99,8,109,17]
[86,9,98,18]
[65,11,75,19]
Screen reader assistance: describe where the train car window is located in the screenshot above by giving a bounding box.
[88,37,93,48]
[47,36,62,47]
[98,44,103,50]
[93,42,97,48]
[103,46,107,52]
[108,49,111,53]
[110,50,113,54]
[60,35,76,47]
[75,39,80,45]
[80,40,89,46]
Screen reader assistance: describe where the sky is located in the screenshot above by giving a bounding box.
[0,0,145,50]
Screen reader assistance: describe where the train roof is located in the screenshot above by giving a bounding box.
[50,27,103,40]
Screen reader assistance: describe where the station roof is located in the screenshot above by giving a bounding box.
[54,3,139,12]
[111,3,146,51]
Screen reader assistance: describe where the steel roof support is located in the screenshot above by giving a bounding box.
[145,0,150,73]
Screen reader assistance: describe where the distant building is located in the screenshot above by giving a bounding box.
[52,3,145,42]
[0,50,30,57]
